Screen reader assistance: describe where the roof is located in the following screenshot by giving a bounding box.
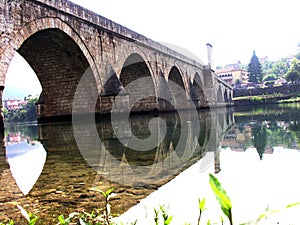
[215,66,247,74]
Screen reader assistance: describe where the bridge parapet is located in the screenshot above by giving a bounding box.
[30,0,204,68]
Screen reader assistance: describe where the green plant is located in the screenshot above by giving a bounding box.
[160,205,172,225]
[197,198,206,225]
[153,205,172,225]
[0,220,14,225]
[154,208,159,225]
[17,205,39,225]
[209,173,233,225]
[89,187,116,225]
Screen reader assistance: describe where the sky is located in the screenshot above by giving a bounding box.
[4,0,300,98]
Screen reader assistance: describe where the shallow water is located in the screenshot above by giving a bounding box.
[1,104,300,224]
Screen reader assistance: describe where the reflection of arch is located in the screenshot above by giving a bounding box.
[119,53,158,111]
[17,28,96,119]
[198,110,211,150]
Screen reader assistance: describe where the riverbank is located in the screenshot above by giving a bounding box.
[233,84,300,106]
[233,94,300,106]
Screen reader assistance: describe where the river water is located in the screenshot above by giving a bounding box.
[1,104,300,224]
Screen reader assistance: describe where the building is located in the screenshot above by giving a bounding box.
[3,98,27,110]
[215,65,248,87]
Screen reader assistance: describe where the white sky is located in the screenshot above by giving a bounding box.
[69,0,300,65]
[4,0,300,98]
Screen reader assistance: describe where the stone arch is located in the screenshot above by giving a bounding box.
[168,66,188,109]
[2,17,99,86]
[193,72,208,108]
[167,62,189,91]
[119,53,158,112]
[1,18,99,121]
[114,45,155,81]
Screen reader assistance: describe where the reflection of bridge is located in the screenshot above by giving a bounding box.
[0,108,233,222]
[0,0,232,125]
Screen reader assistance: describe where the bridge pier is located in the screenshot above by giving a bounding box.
[0,86,4,138]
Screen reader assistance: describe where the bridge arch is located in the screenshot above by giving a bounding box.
[3,17,99,84]
[119,53,158,112]
[167,66,189,109]
[2,18,100,120]
[193,72,208,108]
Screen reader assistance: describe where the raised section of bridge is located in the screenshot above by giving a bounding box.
[0,0,232,122]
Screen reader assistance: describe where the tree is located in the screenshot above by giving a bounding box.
[285,58,300,83]
[248,50,263,83]
[235,79,241,85]
[262,74,277,82]
[25,98,38,121]
[262,58,290,80]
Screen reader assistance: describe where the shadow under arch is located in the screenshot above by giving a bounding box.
[193,72,208,108]
[119,53,159,112]
[17,28,97,121]
[168,66,188,109]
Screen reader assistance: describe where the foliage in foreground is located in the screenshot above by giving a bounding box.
[1,174,300,225]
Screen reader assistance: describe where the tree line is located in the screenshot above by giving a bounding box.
[248,48,300,84]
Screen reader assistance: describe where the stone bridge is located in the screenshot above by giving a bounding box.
[0,0,233,123]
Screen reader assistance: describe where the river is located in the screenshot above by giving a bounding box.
[1,104,300,224]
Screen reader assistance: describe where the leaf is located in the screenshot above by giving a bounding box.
[58,215,66,224]
[286,202,300,208]
[29,216,38,225]
[209,174,232,223]
[105,188,114,196]
[199,198,206,212]
[89,187,115,199]
[164,216,173,225]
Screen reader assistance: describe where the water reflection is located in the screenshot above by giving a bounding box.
[0,108,231,222]
[6,141,46,195]
[4,125,46,196]
[0,107,233,223]
[1,104,300,223]
[222,105,300,160]
[119,105,300,224]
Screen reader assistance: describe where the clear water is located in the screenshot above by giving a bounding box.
[1,104,300,224]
